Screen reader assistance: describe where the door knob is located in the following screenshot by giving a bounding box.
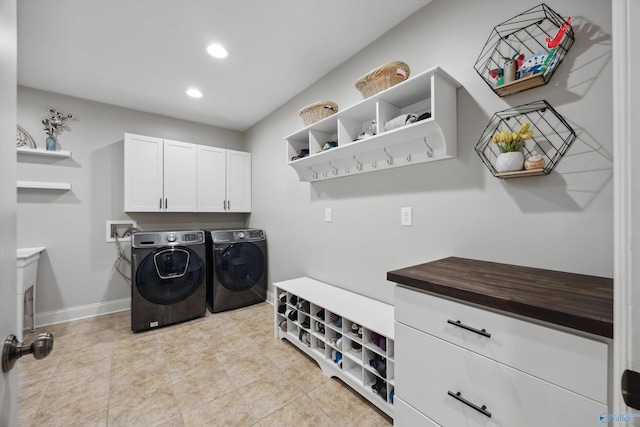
[622,369,640,410]
[2,332,54,372]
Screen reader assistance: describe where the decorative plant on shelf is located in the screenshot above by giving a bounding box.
[42,107,73,151]
[492,123,534,152]
[491,123,534,173]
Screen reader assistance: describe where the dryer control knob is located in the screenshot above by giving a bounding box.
[166,234,177,242]
[237,232,245,239]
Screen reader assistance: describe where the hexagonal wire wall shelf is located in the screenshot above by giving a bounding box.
[474,3,574,97]
[475,100,577,179]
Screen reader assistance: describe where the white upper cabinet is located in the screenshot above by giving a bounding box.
[197,145,226,212]
[225,149,251,212]
[125,133,251,213]
[163,139,198,212]
[124,133,164,212]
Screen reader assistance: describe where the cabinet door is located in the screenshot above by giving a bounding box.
[226,150,251,212]
[163,139,197,212]
[197,145,226,212]
[124,133,164,212]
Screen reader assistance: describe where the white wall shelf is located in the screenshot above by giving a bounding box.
[285,66,460,182]
[17,146,72,158]
[274,277,395,417]
[17,181,72,190]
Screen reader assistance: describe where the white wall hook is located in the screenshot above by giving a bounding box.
[424,137,434,158]
[384,147,393,165]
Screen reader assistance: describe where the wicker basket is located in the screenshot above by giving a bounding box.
[299,101,339,127]
[355,61,411,98]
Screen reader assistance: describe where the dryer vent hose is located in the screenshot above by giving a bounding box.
[113,227,142,283]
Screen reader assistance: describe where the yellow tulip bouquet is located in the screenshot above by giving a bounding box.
[491,123,534,153]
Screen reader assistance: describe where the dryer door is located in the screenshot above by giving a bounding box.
[136,246,205,305]
[215,242,265,291]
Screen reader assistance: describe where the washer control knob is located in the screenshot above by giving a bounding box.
[237,232,245,239]
[166,233,177,243]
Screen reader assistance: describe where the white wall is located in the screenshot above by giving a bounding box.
[246,0,613,304]
[17,87,249,322]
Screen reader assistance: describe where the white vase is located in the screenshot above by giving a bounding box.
[495,151,524,173]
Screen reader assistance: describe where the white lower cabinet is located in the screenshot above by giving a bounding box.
[394,286,610,427]
[274,277,395,417]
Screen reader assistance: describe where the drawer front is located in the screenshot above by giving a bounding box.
[395,286,608,403]
[395,323,607,427]
[395,397,440,427]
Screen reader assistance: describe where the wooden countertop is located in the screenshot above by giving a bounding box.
[387,257,613,339]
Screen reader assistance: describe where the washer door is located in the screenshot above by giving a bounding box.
[216,242,265,292]
[136,246,204,305]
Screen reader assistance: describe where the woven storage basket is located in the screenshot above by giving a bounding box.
[355,61,410,98]
[299,101,338,127]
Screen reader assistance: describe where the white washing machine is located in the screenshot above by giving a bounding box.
[131,230,206,332]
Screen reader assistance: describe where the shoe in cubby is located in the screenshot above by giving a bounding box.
[369,354,386,378]
[329,312,342,329]
[372,377,387,399]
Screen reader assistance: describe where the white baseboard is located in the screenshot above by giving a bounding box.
[35,298,131,328]
[35,293,274,328]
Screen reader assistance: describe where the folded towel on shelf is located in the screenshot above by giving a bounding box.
[384,113,418,132]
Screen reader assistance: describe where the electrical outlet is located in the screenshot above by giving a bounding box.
[401,207,412,226]
[325,208,332,222]
[106,220,138,243]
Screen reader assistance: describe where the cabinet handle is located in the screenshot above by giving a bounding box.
[447,391,492,418]
[447,319,491,338]
[159,198,162,209]
[164,198,167,209]
[223,200,227,210]
[227,200,230,210]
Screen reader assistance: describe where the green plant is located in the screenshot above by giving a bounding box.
[492,123,534,153]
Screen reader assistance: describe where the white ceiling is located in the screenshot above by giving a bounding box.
[17,0,430,131]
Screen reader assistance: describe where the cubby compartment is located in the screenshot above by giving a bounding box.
[365,369,388,402]
[311,303,324,322]
[341,335,364,362]
[342,355,363,383]
[274,278,395,418]
[365,348,388,379]
[326,311,343,330]
[285,66,459,182]
[474,3,574,97]
[475,100,577,178]
[363,327,389,356]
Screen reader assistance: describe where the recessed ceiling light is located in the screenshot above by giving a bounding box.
[186,88,203,98]
[207,43,228,59]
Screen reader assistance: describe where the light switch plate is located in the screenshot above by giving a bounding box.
[401,207,412,226]
[325,208,332,222]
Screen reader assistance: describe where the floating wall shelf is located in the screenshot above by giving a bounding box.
[475,100,576,179]
[17,147,72,158]
[285,66,460,182]
[17,181,72,190]
[474,3,574,97]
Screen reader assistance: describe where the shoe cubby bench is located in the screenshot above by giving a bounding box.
[273,277,395,417]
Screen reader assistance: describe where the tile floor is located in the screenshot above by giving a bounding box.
[18,302,393,426]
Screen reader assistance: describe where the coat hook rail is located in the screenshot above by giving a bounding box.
[424,137,434,158]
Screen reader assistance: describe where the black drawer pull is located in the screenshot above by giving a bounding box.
[447,319,491,338]
[447,391,492,418]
